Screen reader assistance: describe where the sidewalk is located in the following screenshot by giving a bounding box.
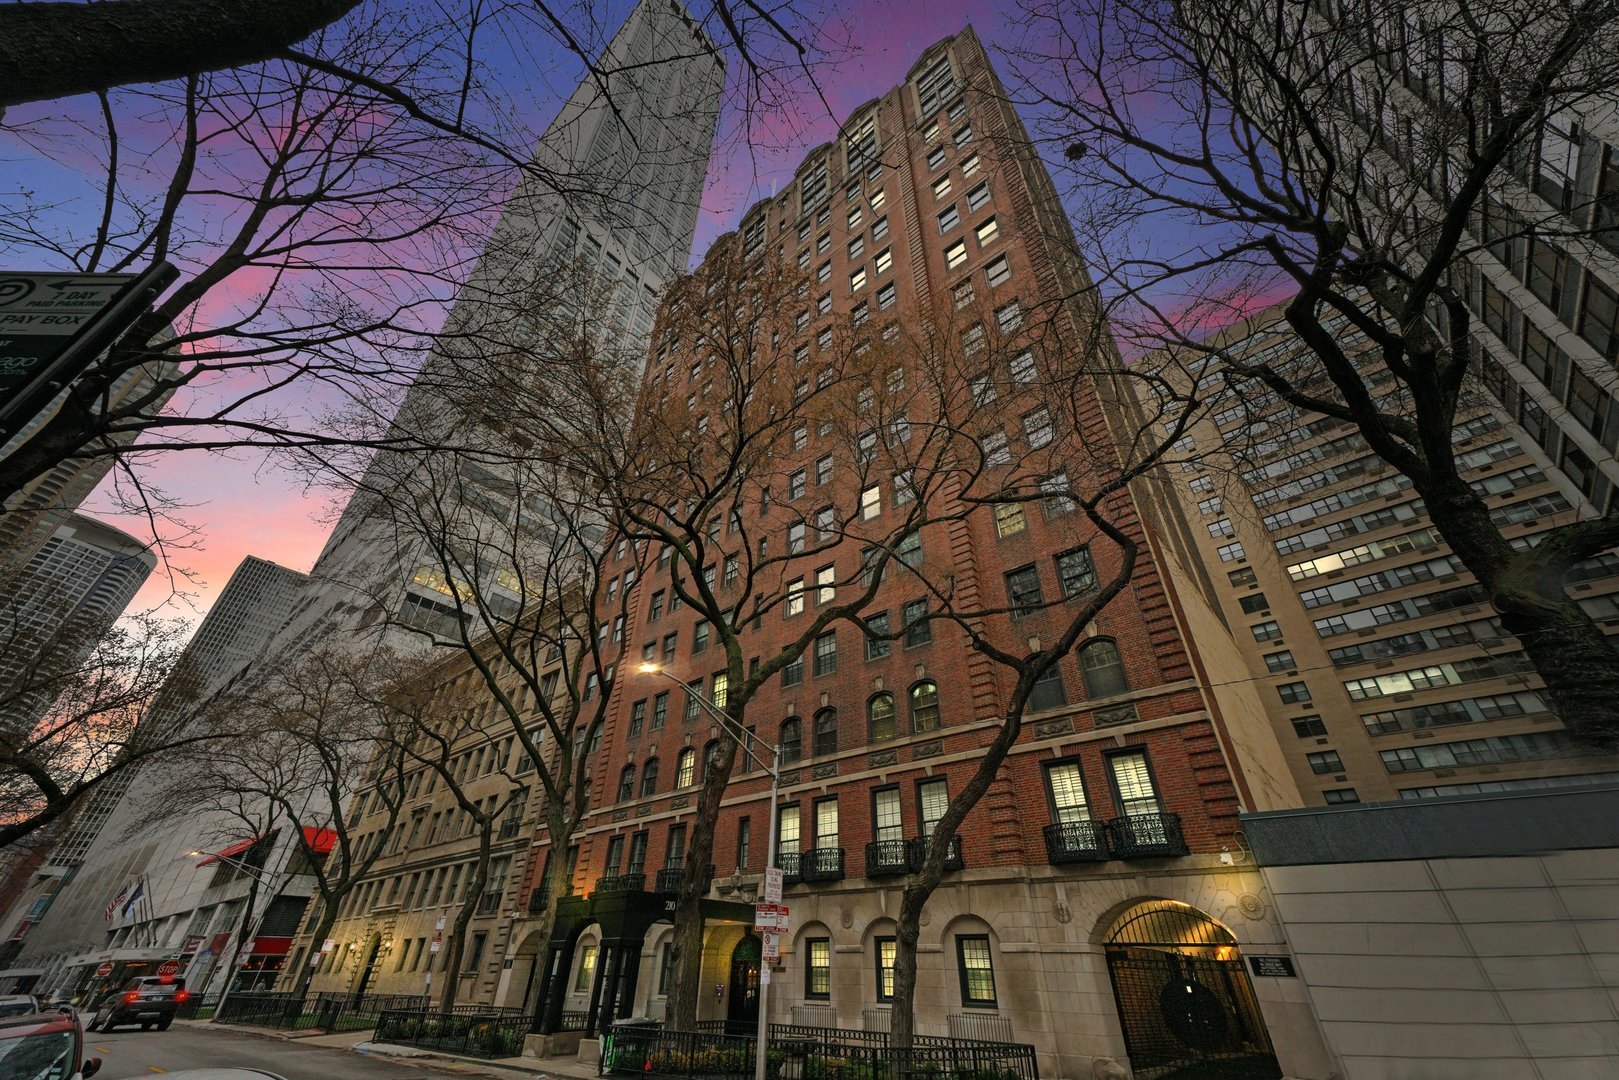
[175,1017,601,1078]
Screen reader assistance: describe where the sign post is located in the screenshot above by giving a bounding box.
[0,262,176,443]
[426,916,445,997]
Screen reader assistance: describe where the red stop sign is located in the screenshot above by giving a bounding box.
[95,962,115,978]
[157,960,181,978]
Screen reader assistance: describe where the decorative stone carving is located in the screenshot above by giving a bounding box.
[780,770,802,786]
[1033,717,1072,740]
[812,763,838,779]
[612,809,629,822]
[840,909,854,929]
[913,740,943,759]
[1054,902,1072,924]
[1094,703,1139,727]
[635,805,652,818]
[869,750,898,767]
[919,910,931,926]
[672,795,691,809]
[1238,893,1265,919]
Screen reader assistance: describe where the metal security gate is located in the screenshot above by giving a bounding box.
[1104,903,1281,1080]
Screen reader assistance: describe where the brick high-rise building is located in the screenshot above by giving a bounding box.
[499,29,1332,1080]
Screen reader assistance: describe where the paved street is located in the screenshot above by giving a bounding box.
[86,1022,531,1080]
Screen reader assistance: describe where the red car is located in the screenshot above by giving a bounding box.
[0,1009,102,1079]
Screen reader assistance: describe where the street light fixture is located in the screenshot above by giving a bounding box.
[638,662,779,1080]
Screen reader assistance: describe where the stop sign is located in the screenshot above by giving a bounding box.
[157,960,181,978]
[95,962,114,978]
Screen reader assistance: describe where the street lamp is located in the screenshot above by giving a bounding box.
[637,663,779,1080]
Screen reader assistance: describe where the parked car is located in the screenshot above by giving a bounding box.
[0,993,40,1017]
[0,1009,101,1079]
[85,975,188,1033]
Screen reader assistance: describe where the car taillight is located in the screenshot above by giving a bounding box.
[173,989,189,1003]
[123,991,140,1004]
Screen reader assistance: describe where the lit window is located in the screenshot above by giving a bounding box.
[975,217,999,246]
[805,939,831,998]
[956,936,996,1007]
[860,485,881,520]
[945,241,968,270]
[786,577,805,616]
[851,267,868,292]
[995,502,1027,537]
[933,175,954,200]
[875,247,892,274]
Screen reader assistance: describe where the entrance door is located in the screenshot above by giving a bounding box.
[1104,902,1281,1080]
[351,934,384,1002]
[726,933,761,1037]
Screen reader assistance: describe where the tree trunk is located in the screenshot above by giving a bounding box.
[0,0,363,109]
[1423,481,1619,746]
[439,827,491,1014]
[663,728,741,1029]
[291,896,343,999]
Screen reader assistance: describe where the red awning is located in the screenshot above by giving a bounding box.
[301,827,336,855]
[195,835,262,867]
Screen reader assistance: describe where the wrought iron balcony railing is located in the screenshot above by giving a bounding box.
[593,872,647,895]
[1106,812,1188,859]
[655,862,714,895]
[799,847,845,883]
[864,839,910,878]
[1042,820,1109,864]
[906,834,964,873]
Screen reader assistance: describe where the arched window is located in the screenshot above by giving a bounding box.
[868,693,897,743]
[910,680,940,733]
[702,739,725,782]
[616,764,636,803]
[1079,638,1129,698]
[779,717,803,764]
[676,747,696,787]
[639,757,659,798]
[813,708,838,756]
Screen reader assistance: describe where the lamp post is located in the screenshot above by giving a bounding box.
[187,849,278,1015]
[637,663,779,1080]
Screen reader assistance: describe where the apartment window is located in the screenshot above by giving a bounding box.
[737,817,751,870]
[814,797,840,852]
[781,653,804,687]
[1579,275,1619,360]
[1217,542,1246,562]
[1079,638,1128,697]
[1207,518,1235,539]
[875,247,892,274]
[873,787,903,844]
[983,257,1012,290]
[1251,620,1282,642]
[788,469,807,500]
[910,680,941,732]
[1238,593,1268,614]
[815,564,836,604]
[945,241,968,270]
[1307,750,1345,775]
[877,282,896,310]
[876,937,897,1000]
[1228,566,1257,587]
[848,233,866,260]
[1010,351,1036,382]
[724,554,739,587]
[966,182,990,212]
[805,938,832,998]
[938,203,961,232]
[995,502,1027,537]
[1006,565,1043,617]
[918,777,948,837]
[813,708,838,756]
[784,577,805,618]
[1046,761,1091,823]
[851,267,868,292]
[693,620,710,653]
[874,214,890,241]
[652,691,669,729]
[953,123,973,147]
[813,631,838,676]
[1108,750,1163,820]
[868,693,897,742]
[904,599,931,646]
[953,279,976,309]
[1323,788,1360,805]
[974,217,999,246]
[616,765,636,803]
[629,699,647,737]
[970,374,995,404]
[962,322,986,355]
[982,431,1011,465]
[676,748,696,787]
[1264,651,1296,673]
[1022,407,1052,450]
[574,944,598,991]
[1029,663,1066,711]
[703,739,725,782]
[927,145,946,170]
[779,717,803,764]
[956,936,997,1007]
[997,301,1023,333]
[860,485,881,520]
[961,151,980,176]
[1291,715,1327,738]
[1055,548,1095,597]
[639,757,659,797]
[865,611,891,660]
[1277,682,1312,705]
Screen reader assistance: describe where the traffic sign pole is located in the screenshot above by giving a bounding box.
[755,744,780,1080]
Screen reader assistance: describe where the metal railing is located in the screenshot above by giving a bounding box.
[799,847,845,883]
[216,991,429,1033]
[861,1007,891,1033]
[907,834,964,872]
[864,839,909,877]
[594,872,647,894]
[1043,820,1108,864]
[604,1021,1038,1080]
[655,862,715,895]
[375,1005,530,1059]
[528,887,549,913]
[1106,812,1188,858]
[947,1012,1014,1043]
[173,991,220,1021]
[778,851,803,885]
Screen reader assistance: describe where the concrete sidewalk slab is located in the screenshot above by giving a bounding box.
[357,1039,604,1078]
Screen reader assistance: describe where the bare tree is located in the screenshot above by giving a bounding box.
[1007,0,1619,742]
[0,606,200,848]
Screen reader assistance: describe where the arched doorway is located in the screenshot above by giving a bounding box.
[1103,901,1281,1080]
[725,932,761,1036]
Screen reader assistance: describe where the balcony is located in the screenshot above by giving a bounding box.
[527,887,548,914]
[1043,820,1109,864]
[799,847,845,883]
[864,839,910,878]
[1106,812,1188,859]
[593,872,646,895]
[906,835,964,873]
[655,862,714,895]
[778,851,803,885]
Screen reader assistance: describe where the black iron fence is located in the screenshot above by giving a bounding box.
[173,991,220,1021]
[375,1005,530,1059]
[606,1021,1038,1080]
[215,991,429,1034]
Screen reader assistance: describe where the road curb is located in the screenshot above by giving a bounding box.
[355,1040,564,1076]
